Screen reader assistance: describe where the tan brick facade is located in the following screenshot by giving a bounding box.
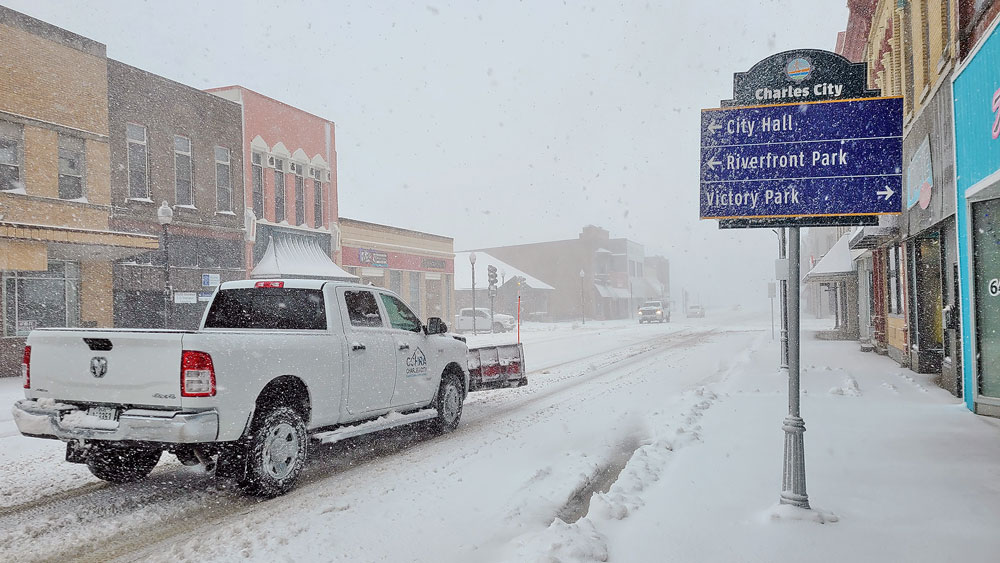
[0,7,157,376]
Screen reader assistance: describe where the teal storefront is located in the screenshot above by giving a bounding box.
[955,17,1000,415]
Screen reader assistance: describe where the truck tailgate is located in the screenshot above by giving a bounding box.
[467,342,526,391]
[27,329,187,408]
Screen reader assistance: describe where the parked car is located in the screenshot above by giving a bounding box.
[455,307,515,333]
[687,304,705,318]
[638,300,669,323]
[11,279,520,497]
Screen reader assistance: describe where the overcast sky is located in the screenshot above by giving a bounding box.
[5,0,849,308]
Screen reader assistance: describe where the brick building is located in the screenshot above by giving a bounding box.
[204,86,348,280]
[107,61,247,328]
[0,7,158,375]
[339,218,455,322]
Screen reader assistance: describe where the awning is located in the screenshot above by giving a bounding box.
[0,221,159,269]
[804,234,855,283]
[594,284,630,299]
[251,234,357,280]
[848,216,898,250]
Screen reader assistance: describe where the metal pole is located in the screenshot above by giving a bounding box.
[581,276,586,325]
[490,291,495,333]
[780,226,809,509]
[163,224,171,329]
[779,228,788,370]
[471,263,476,335]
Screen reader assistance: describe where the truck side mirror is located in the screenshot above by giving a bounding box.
[426,317,447,335]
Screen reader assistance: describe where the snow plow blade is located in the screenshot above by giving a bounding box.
[467,343,526,391]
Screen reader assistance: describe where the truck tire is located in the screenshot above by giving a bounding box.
[432,373,463,434]
[86,445,161,484]
[237,406,308,498]
[492,322,504,333]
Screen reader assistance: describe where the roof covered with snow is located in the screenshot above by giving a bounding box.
[804,233,855,282]
[453,251,555,291]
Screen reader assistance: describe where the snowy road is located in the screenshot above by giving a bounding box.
[0,313,765,562]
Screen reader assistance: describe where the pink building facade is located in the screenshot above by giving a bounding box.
[205,86,341,275]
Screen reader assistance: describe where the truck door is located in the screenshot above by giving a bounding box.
[341,288,396,415]
[378,292,437,407]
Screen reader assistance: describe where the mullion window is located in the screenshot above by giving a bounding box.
[174,135,193,206]
[126,123,148,199]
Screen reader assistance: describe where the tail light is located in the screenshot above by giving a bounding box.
[181,350,216,397]
[22,346,30,389]
[255,281,284,288]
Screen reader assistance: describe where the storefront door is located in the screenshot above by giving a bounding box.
[973,198,1000,399]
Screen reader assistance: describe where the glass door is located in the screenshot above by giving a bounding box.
[972,199,1000,398]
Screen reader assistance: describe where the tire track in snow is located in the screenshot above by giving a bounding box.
[0,327,731,562]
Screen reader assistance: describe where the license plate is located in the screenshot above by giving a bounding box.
[88,406,118,421]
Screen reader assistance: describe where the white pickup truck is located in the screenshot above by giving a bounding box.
[12,279,479,497]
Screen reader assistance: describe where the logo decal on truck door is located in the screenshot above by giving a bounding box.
[405,347,428,377]
[90,356,108,378]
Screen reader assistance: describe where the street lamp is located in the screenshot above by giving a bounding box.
[157,201,173,329]
[579,269,586,325]
[469,252,477,334]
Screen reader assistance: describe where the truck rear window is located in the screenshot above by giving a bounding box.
[203,288,327,330]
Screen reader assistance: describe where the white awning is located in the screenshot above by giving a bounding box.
[804,234,855,283]
[594,284,630,299]
[251,235,357,280]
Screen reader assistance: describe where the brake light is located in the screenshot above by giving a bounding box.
[22,346,30,389]
[181,350,216,397]
[255,281,284,288]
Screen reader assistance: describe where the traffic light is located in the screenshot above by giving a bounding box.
[487,264,498,287]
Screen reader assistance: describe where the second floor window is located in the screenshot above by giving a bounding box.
[126,123,148,199]
[294,174,305,226]
[58,135,85,200]
[215,147,231,212]
[313,179,323,228]
[251,152,264,219]
[274,158,286,223]
[0,121,22,192]
[174,135,192,206]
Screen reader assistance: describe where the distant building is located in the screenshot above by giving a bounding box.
[453,251,555,320]
[471,225,667,321]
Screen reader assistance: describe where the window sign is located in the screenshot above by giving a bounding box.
[906,136,933,209]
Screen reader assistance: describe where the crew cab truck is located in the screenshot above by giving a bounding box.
[12,279,470,497]
[638,300,669,323]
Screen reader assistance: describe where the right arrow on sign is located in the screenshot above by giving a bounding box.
[876,186,895,200]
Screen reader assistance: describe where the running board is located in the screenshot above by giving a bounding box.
[312,409,438,445]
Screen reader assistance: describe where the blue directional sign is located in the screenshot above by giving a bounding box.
[700,97,903,223]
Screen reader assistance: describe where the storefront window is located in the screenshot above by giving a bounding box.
[3,260,81,337]
[409,272,421,316]
[973,199,1000,398]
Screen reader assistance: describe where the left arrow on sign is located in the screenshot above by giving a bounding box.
[707,120,723,134]
[706,156,722,170]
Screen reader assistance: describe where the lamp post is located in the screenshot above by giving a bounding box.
[469,252,477,335]
[579,269,586,325]
[157,201,173,329]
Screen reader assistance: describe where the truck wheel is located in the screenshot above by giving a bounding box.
[433,373,463,434]
[86,445,161,484]
[492,322,504,333]
[238,406,308,498]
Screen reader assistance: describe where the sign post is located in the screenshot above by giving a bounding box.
[701,49,901,512]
